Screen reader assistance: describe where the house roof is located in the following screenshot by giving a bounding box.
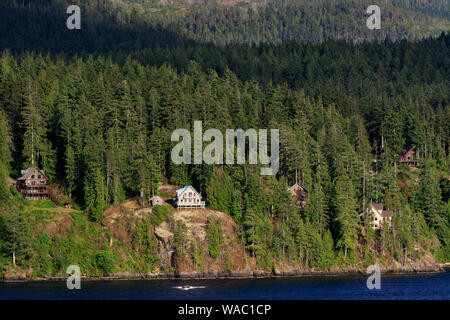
[371,203,383,211]
[174,185,201,200]
[288,182,308,193]
[381,210,393,218]
[17,167,47,181]
[399,146,415,156]
[150,196,163,201]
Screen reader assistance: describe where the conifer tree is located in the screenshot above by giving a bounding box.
[0,111,11,203]
[206,167,233,214]
[0,207,31,266]
[333,163,360,261]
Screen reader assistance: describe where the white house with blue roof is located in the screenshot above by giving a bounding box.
[173,185,205,209]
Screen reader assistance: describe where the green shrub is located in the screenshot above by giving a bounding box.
[38,233,51,245]
[206,217,222,259]
[95,250,115,275]
[10,186,29,205]
[150,205,170,225]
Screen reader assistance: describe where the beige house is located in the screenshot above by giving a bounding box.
[364,203,393,230]
[16,167,49,200]
[173,185,205,209]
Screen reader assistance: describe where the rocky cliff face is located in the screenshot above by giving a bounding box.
[156,208,255,278]
[101,202,258,278]
[104,203,442,279]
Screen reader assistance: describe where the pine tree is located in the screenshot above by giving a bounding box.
[333,164,360,261]
[206,217,222,259]
[320,229,335,268]
[0,111,11,203]
[21,78,54,175]
[229,189,243,223]
[295,219,308,267]
[417,160,448,256]
[0,207,32,266]
[206,167,233,214]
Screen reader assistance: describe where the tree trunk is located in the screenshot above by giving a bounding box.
[362,162,366,211]
[31,123,34,165]
[12,251,15,266]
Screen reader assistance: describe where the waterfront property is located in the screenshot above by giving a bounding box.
[16,167,49,200]
[173,185,205,209]
[363,203,393,230]
[288,182,308,209]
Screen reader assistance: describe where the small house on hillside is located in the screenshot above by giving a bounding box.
[150,196,164,207]
[362,203,393,230]
[288,182,308,209]
[16,167,49,200]
[173,185,205,209]
[398,147,418,166]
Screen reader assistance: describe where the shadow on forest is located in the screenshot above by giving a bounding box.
[0,1,209,60]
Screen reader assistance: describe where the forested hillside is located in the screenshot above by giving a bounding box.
[1,0,449,53]
[119,0,450,44]
[0,0,448,277]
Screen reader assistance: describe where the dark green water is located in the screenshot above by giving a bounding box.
[0,273,448,300]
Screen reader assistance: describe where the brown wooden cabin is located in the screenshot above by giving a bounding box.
[288,182,308,209]
[398,147,419,166]
[16,167,49,200]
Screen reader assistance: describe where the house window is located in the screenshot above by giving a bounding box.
[374,224,378,228]
[31,175,35,179]
[374,217,377,221]
[38,175,41,179]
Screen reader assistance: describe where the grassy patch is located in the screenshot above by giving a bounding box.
[30,200,56,208]
[158,191,173,199]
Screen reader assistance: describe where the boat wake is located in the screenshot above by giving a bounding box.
[173,285,206,291]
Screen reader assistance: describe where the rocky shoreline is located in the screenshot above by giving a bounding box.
[2,265,446,282]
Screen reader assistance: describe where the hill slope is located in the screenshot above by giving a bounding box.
[0,198,442,280]
[118,0,450,44]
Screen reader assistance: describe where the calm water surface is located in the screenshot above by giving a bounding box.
[0,273,448,300]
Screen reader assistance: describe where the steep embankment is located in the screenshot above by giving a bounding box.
[100,200,259,279]
[0,195,443,281]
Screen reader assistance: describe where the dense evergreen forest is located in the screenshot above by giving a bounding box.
[120,0,450,45]
[2,0,449,53]
[0,0,448,276]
